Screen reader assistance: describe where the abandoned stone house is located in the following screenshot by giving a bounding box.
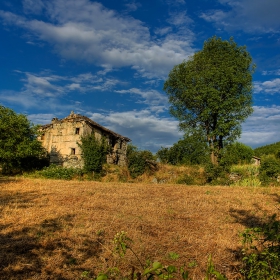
[38,112,131,168]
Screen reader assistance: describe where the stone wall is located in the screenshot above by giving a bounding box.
[39,114,129,168]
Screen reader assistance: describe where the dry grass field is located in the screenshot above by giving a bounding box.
[0,177,280,279]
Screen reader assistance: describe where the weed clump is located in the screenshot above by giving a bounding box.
[34,164,83,180]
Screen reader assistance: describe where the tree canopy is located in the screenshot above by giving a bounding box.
[164,36,255,164]
[0,105,47,173]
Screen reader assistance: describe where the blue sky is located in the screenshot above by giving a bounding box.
[0,0,279,152]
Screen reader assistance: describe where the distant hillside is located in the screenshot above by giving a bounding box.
[254,141,280,157]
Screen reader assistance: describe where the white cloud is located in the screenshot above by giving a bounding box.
[254,78,280,94]
[115,88,168,106]
[167,11,193,27]
[124,1,141,12]
[0,0,195,79]
[22,0,44,14]
[201,0,280,34]
[0,70,126,110]
[28,113,55,125]
[262,69,280,76]
[240,105,280,148]
[86,109,183,152]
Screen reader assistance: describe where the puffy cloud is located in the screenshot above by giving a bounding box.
[254,78,280,94]
[115,88,168,106]
[0,0,195,79]
[240,106,280,148]
[86,110,183,152]
[200,0,280,33]
[22,0,44,14]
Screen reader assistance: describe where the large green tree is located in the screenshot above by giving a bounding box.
[0,105,47,173]
[164,37,255,164]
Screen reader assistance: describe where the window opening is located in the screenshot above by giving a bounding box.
[71,148,75,155]
[75,128,80,135]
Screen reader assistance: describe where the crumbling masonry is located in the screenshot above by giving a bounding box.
[39,112,131,168]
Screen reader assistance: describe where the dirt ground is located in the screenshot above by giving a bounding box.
[0,177,279,279]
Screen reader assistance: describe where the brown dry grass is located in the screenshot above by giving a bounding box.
[0,177,280,280]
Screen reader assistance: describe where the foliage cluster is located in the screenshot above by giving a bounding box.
[78,134,110,174]
[204,163,231,185]
[254,141,280,158]
[240,214,280,280]
[156,131,210,166]
[126,144,156,178]
[220,142,254,166]
[164,36,255,164]
[259,155,280,185]
[0,105,48,174]
[34,164,83,180]
[230,164,261,187]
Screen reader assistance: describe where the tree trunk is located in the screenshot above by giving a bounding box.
[208,136,218,165]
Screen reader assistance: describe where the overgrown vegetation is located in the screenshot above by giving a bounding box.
[0,105,48,174]
[254,141,280,158]
[126,144,156,178]
[240,214,280,280]
[78,134,110,174]
[259,155,280,185]
[33,164,83,180]
[156,131,210,165]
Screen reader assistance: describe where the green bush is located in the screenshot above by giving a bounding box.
[259,155,280,185]
[78,134,109,174]
[0,105,48,174]
[156,132,210,166]
[36,164,83,180]
[205,163,230,185]
[254,141,280,158]
[127,144,155,178]
[220,142,254,166]
[240,214,280,280]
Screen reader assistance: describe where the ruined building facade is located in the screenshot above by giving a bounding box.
[38,112,131,168]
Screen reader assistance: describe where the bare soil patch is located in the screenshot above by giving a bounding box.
[0,178,280,279]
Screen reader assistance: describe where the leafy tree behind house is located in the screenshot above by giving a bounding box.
[164,36,255,165]
[0,105,48,174]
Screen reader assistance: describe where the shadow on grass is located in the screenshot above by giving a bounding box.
[269,193,280,205]
[0,175,19,185]
[229,205,271,228]
[0,191,104,280]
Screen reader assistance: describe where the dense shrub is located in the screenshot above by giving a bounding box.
[0,105,48,174]
[127,144,155,178]
[156,132,210,165]
[77,134,109,174]
[259,155,280,185]
[240,214,280,280]
[254,141,280,158]
[220,142,254,166]
[205,163,230,185]
[35,164,83,180]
